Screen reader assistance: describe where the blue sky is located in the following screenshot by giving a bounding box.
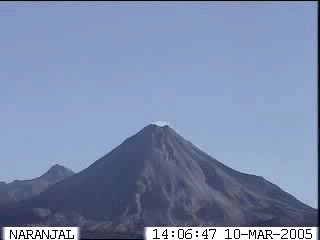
[0,2,317,207]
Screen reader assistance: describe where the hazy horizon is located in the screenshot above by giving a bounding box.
[0,2,317,208]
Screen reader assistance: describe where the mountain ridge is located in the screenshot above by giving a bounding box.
[0,164,75,206]
[0,124,317,235]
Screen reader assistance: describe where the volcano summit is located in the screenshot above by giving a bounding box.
[1,124,317,236]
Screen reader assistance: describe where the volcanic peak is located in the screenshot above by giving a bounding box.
[150,121,170,127]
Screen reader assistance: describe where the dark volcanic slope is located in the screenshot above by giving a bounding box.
[1,124,317,232]
[0,164,74,206]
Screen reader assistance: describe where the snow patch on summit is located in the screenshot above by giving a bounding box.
[151,121,170,127]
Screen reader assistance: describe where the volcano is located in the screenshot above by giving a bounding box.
[0,123,317,235]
